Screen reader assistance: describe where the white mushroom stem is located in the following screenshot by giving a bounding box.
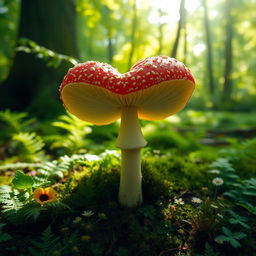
[116,106,147,207]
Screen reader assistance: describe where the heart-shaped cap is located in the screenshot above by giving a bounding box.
[60,56,195,125]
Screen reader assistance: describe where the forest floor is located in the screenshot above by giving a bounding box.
[0,110,256,256]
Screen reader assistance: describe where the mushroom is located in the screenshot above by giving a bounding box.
[60,56,195,207]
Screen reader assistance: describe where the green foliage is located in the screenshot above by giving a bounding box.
[228,210,250,230]
[238,202,256,216]
[0,109,35,133]
[11,132,46,162]
[28,226,60,256]
[228,138,256,177]
[215,226,246,248]
[209,158,239,185]
[196,242,219,256]
[48,112,92,154]
[0,185,28,223]
[16,38,78,67]
[67,159,119,209]
[0,223,11,243]
[38,154,95,180]
[0,109,36,143]
[0,162,41,171]
[0,0,19,81]
[145,129,200,152]
[12,170,34,189]
[223,178,256,205]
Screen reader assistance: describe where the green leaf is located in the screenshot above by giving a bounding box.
[0,223,12,242]
[12,171,34,189]
[232,232,246,240]
[229,239,241,248]
[221,227,232,237]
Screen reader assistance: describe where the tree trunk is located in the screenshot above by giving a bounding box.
[0,0,78,117]
[171,0,185,58]
[157,9,164,55]
[183,8,187,64]
[103,5,114,65]
[203,0,215,95]
[222,0,233,103]
[127,0,137,70]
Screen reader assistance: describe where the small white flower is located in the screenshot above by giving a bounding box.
[85,154,100,162]
[208,169,220,174]
[191,197,203,204]
[212,177,224,186]
[174,198,184,205]
[82,210,94,217]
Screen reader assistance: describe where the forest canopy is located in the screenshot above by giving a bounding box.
[0,0,256,115]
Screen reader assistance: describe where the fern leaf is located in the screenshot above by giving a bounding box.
[11,132,46,161]
[28,226,60,256]
[0,109,35,134]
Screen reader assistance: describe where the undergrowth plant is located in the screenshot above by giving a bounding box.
[11,132,46,162]
[207,158,255,249]
[47,112,93,154]
[0,109,36,135]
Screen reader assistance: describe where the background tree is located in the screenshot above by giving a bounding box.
[183,7,188,64]
[203,0,215,96]
[222,0,234,103]
[127,0,137,70]
[171,0,186,58]
[0,0,78,117]
[157,9,165,55]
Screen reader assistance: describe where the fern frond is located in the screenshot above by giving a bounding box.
[23,205,45,222]
[50,112,92,154]
[11,132,46,162]
[37,154,89,179]
[0,162,42,171]
[0,109,35,134]
[0,186,23,213]
[0,186,29,224]
[17,38,78,67]
[28,226,60,256]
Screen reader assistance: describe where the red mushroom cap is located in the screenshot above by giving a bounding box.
[60,56,194,95]
[60,56,195,125]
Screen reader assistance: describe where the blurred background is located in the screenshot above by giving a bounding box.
[0,0,255,118]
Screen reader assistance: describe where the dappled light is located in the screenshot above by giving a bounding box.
[0,0,256,255]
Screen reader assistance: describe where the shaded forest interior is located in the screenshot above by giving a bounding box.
[0,0,255,117]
